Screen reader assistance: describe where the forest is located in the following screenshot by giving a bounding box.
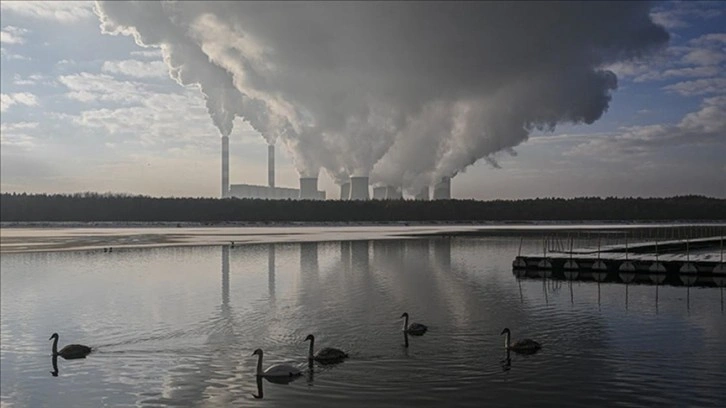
[0,193,724,222]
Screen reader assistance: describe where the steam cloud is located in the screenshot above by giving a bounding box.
[95,1,668,191]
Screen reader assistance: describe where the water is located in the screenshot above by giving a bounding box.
[1,237,724,407]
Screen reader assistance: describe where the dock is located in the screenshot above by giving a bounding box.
[513,235,726,277]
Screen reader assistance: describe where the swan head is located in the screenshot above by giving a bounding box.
[500,328,510,336]
[49,333,59,341]
[400,312,409,319]
[304,334,314,342]
[251,348,263,357]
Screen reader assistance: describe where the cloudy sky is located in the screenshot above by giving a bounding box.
[1,1,724,199]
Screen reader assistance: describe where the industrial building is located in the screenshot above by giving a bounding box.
[222,139,325,200]
[219,136,452,201]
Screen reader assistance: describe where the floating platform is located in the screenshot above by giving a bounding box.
[513,236,725,276]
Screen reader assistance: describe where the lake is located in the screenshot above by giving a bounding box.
[1,235,724,407]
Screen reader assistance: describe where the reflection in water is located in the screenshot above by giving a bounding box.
[222,245,230,308]
[500,349,511,372]
[268,244,276,299]
[306,359,314,386]
[2,237,726,407]
[516,269,718,287]
[650,273,666,313]
[620,272,636,311]
[252,376,264,399]
[50,355,58,377]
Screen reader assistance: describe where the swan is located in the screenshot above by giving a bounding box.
[49,333,92,359]
[305,334,348,364]
[400,312,427,336]
[252,348,301,379]
[500,328,541,354]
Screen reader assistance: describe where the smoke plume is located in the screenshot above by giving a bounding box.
[95,1,668,188]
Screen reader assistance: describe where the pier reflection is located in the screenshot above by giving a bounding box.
[513,269,719,287]
[514,266,725,312]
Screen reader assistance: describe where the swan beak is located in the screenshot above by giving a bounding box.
[48,335,53,341]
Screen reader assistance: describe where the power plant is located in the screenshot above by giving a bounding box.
[225,141,325,200]
[221,138,451,200]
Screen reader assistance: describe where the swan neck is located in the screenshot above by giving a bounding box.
[256,352,263,376]
[308,338,315,359]
[402,315,409,331]
[52,336,58,355]
[505,332,511,349]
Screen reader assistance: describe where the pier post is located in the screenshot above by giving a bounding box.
[592,235,607,272]
[619,232,635,272]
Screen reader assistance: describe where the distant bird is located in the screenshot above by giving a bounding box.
[500,328,541,354]
[304,334,348,364]
[252,348,301,378]
[49,333,92,359]
[400,312,428,336]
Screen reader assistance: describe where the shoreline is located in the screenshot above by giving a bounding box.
[2,222,723,255]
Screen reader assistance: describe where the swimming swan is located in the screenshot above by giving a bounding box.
[400,312,428,336]
[49,333,91,359]
[500,328,541,354]
[305,334,348,364]
[252,349,301,378]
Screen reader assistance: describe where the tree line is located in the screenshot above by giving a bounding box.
[0,193,724,222]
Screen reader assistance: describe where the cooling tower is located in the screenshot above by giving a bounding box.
[414,186,429,200]
[268,144,275,188]
[340,182,350,200]
[432,176,451,200]
[299,177,319,199]
[221,136,229,198]
[349,176,370,200]
[372,186,387,200]
[385,185,403,199]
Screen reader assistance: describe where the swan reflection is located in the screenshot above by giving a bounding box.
[500,349,511,372]
[50,355,58,377]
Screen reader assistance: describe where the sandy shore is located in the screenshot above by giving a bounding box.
[0,225,486,254]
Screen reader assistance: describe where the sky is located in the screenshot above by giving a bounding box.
[0,1,724,200]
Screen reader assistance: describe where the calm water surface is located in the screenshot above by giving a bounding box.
[1,237,725,407]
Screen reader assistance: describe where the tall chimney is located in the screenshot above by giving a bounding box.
[268,144,275,188]
[221,136,229,198]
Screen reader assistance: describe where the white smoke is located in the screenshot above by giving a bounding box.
[94,1,668,188]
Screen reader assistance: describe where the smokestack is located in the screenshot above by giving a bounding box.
[299,177,319,199]
[349,176,370,200]
[268,144,275,188]
[432,176,451,200]
[340,182,351,200]
[385,185,402,199]
[221,136,229,198]
[372,186,387,200]
[414,186,429,200]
